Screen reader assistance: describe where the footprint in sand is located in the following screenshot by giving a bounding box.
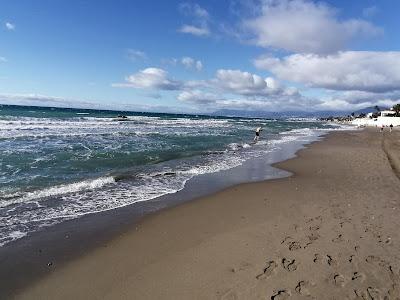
[271,290,291,300]
[256,260,278,280]
[295,281,312,296]
[365,255,389,268]
[281,237,302,251]
[313,254,322,263]
[282,258,298,272]
[306,216,322,225]
[366,287,382,299]
[333,274,346,287]
[309,224,320,231]
[307,232,320,243]
[332,233,344,243]
[327,255,337,266]
[288,241,302,251]
[351,272,366,283]
[281,236,293,244]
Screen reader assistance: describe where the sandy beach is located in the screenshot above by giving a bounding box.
[8,128,400,299]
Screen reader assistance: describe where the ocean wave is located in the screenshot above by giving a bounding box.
[0,176,115,208]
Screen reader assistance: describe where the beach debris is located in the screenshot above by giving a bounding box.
[47,262,53,267]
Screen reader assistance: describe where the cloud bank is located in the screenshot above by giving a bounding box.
[254,51,400,93]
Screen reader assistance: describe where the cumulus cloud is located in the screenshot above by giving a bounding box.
[112,67,182,90]
[178,3,210,37]
[254,51,400,93]
[177,90,220,104]
[211,69,288,96]
[179,25,209,36]
[126,49,147,62]
[5,22,15,30]
[111,66,400,112]
[242,0,382,54]
[181,57,203,71]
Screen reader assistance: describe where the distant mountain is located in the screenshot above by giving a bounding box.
[352,106,389,115]
[212,109,349,119]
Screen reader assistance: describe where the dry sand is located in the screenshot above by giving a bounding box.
[13,129,400,299]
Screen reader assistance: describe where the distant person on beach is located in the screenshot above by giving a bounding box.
[390,124,393,132]
[380,124,384,132]
[254,127,262,142]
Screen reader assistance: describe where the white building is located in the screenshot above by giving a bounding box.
[380,110,397,117]
[352,115,400,127]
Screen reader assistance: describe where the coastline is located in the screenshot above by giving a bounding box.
[0,128,324,297]
[4,128,400,299]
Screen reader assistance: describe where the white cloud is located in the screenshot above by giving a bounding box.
[178,3,211,37]
[242,0,382,54]
[177,90,220,104]
[212,69,284,96]
[179,3,209,19]
[196,61,203,71]
[5,22,15,30]
[181,57,203,71]
[174,69,312,111]
[111,66,400,112]
[178,25,210,36]
[126,49,147,62]
[254,51,400,93]
[317,93,400,111]
[0,56,7,62]
[112,67,182,90]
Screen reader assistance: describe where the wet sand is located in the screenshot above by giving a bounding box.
[10,129,400,299]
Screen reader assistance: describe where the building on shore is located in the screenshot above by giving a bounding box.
[351,114,400,127]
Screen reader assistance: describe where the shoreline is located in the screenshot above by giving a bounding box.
[0,128,326,297]
[5,128,400,299]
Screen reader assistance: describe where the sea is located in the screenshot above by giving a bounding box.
[0,104,351,246]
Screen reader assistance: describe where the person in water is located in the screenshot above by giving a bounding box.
[254,127,262,142]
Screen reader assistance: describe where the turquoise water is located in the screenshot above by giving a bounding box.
[0,104,345,246]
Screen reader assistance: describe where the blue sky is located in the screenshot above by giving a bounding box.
[1,0,400,112]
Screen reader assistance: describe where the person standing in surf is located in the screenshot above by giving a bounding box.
[254,127,262,142]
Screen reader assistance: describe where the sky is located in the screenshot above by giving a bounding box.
[1,0,400,113]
